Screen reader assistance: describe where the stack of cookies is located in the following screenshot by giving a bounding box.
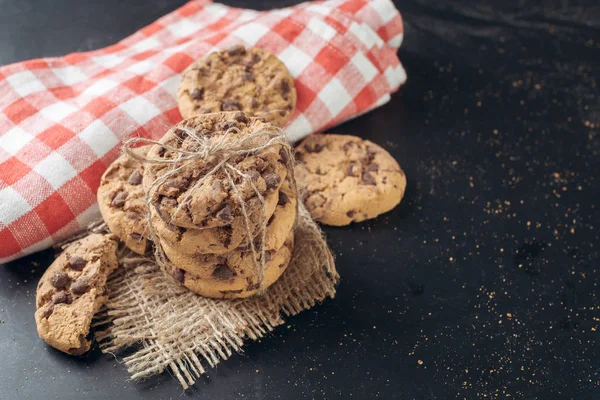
[141,113,297,298]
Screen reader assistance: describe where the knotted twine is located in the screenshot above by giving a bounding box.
[90,117,339,388]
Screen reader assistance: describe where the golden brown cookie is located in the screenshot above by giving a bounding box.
[143,113,288,230]
[35,234,118,355]
[160,179,297,276]
[98,145,151,255]
[164,230,294,299]
[178,45,296,127]
[295,133,406,226]
[152,184,280,255]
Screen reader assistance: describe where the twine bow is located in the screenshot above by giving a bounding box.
[124,116,298,292]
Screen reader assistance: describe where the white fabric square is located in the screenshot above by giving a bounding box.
[52,66,88,85]
[168,18,200,38]
[92,54,123,68]
[351,53,378,83]
[317,78,352,117]
[0,187,32,225]
[119,96,162,125]
[372,0,398,24]
[78,120,120,158]
[126,60,155,75]
[349,22,376,49]
[306,4,331,16]
[285,114,313,142]
[79,79,119,99]
[387,33,404,48]
[6,70,46,97]
[278,45,313,78]
[205,3,229,19]
[232,23,270,46]
[384,65,407,89]
[159,75,181,98]
[34,153,77,189]
[307,18,337,41]
[131,37,161,53]
[39,102,77,122]
[0,126,33,156]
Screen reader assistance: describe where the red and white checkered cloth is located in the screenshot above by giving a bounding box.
[0,0,405,264]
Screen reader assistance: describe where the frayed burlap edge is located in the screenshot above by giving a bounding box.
[93,204,339,389]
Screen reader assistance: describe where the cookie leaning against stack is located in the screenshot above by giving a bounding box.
[143,112,298,298]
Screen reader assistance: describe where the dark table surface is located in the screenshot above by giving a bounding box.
[1,0,599,399]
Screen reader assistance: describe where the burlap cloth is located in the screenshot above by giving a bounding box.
[92,201,338,389]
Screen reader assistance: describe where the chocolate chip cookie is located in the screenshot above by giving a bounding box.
[160,179,297,275]
[152,183,280,255]
[35,234,118,355]
[165,230,295,299]
[143,113,288,231]
[98,145,152,255]
[295,134,406,226]
[178,45,296,127]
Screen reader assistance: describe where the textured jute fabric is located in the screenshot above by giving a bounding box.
[94,204,338,389]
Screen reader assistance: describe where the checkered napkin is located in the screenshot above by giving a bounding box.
[0,0,405,264]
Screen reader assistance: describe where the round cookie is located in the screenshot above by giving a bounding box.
[178,45,296,127]
[35,234,119,355]
[165,230,294,299]
[294,133,406,226]
[160,180,297,276]
[152,184,280,255]
[98,145,151,255]
[143,113,289,230]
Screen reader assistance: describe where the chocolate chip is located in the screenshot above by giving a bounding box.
[172,268,185,283]
[226,44,246,56]
[219,289,243,294]
[367,146,378,162]
[128,170,143,185]
[222,226,233,247]
[199,107,213,114]
[279,110,286,116]
[52,291,72,305]
[264,252,272,262]
[218,120,238,131]
[279,148,289,164]
[278,192,290,206]
[251,99,259,108]
[243,72,254,82]
[158,147,166,157]
[129,232,143,241]
[190,87,204,100]
[264,173,281,190]
[50,273,71,289]
[247,170,260,181]
[111,191,127,207]
[280,79,291,94]
[212,264,235,280]
[40,305,54,319]
[234,112,248,123]
[125,211,142,220]
[216,205,232,222]
[342,141,354,152]
[362,172,377,185]
[68,256,86,271]
[246,281,260,291]
[67,334,88,356]
[347,162,360,177]
[366,163,379,172]
[304,142,325,153]
[71,277,90,295]
[346,210,355,218]
[245,53,261,69]
[221,99,241,111]
[161,197,178,208]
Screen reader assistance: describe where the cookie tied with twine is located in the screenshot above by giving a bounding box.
[125,112,297,296]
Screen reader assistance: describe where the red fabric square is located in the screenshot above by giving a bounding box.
[339,0,366,14]
[0,158,31,185]
[37,125,75,150]
[132,50,158,61]
[206,15,235,32]
[140,22,164,37]
[164,107,183,125]
[314,45,348,75]
[34,192,75,235]
[58,178,95,215]
[324,16,348,34]
[205,32,227,46]
[353,84,377,111]
[293,80,317,113]
[64,52,88,65]
[49,86,76,101]
[23,59,49,70]
[0,228,21,260]
[123,76,157,94]
[4,98,38,124]
[163,53,195,73]
[82,97,117,119]
[271,18,305,43]
[79,159,109,192]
